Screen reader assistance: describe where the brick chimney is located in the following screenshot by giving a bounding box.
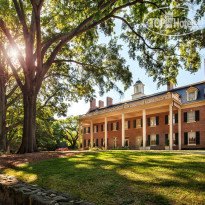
[167,82,174,91]
[99,100,104,108]
[106,97,113,107]
[90,98,97,111]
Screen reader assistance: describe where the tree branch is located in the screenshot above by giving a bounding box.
[0,44,24,91]
[12,0,29,37]
[0,18,27,70]
[6,85,18,100]
[6,93,22,108]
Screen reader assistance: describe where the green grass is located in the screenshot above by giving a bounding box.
[2,151,205,205]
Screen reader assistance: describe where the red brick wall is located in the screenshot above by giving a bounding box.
[82,105,205,150]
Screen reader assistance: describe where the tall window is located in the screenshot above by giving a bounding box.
[136,119,142,128]
[125,121,130,130]
[94,125,98,133]
[188,132,196,145]
[187,112,195,123]
[184,111,200,123]
[150,134,156,146]
[150,117,156,127]
[101,124,104,132]
[125,137,129,146]
[113,138,117,148]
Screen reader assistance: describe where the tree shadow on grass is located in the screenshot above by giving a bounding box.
[3,151,205,205]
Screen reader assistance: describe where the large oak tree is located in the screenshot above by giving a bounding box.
[0,0,201,153]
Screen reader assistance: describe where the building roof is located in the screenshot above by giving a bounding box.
[88,80,205,113]
[135,80,142,84]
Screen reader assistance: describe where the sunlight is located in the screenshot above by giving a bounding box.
[9,48,19,58]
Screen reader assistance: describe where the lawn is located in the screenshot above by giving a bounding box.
[2,151,205,205]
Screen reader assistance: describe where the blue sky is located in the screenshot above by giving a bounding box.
[67,6,205,116]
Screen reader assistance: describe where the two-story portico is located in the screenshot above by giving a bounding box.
[79,80,205,150]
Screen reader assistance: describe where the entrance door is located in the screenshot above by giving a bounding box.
[136,136,142,149]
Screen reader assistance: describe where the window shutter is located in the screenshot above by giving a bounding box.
[141,119,143,127]
[84,139,86,147]
[107,138,109,146]
[195,110,200,121]
[101,138,104,146]
[175,113,178,123]
[148,118,150,126]
[128,121,131,129]
[133,120,136,128]
[165,115,168,124]
[147,135,150,146]
[107,123,109,131]
[116,122,119,130]
[156,134,159,145]
[175,133,178,145]
[84,128,86,134]
[96,125,98,132]
[196,132,200,144]
[156,116,159,125]
[184,132,188,145]
[88,127,90,133]
[111,123,113,131]
[88,139,90,146]
[184,112,187,122]
[165,134,169,146]
[101,124,103,132]
[96,139,98,147]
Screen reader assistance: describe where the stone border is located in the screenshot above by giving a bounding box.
[0,175,95,205]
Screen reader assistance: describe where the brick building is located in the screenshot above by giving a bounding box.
[78,80,205,150]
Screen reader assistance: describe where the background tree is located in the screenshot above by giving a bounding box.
[0,0,201,153]
[57,116,79,150]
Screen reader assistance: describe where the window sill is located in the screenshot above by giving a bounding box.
[187,121,196,123]
[188,144,196,146]
[150,125,156,128]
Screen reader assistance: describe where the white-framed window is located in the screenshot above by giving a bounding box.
[125,137,129,147]
[150,117,156,127]
[150,134,156,146]
[136,119,141,128]
[94,125,98,133]
[113,137,117,148]
[188,132,196,145]
[125,121,129,130]
[112,123,117,131]
[187,112,195,123]
[188,92,195,101]
[186,87,198,101]
[85,127,90,134]
[173,133,177,145]
[101,124,104,132]
[168,114,176,124]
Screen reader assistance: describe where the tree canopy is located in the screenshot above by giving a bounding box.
[0,0,203,153]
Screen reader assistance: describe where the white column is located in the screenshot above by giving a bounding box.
[143,109,146,149]
[78,121,81,149]
[105,117,107,150]
[178,108,182,150]
[90,120,93,148]
[169,104,173,150]
[122,113,125,147]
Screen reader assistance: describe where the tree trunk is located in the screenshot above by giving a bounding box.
[18,93,38,153]
[0,78,6,152]
[72,140,76,149]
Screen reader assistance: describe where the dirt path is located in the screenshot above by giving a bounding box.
[0,151,82,170]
